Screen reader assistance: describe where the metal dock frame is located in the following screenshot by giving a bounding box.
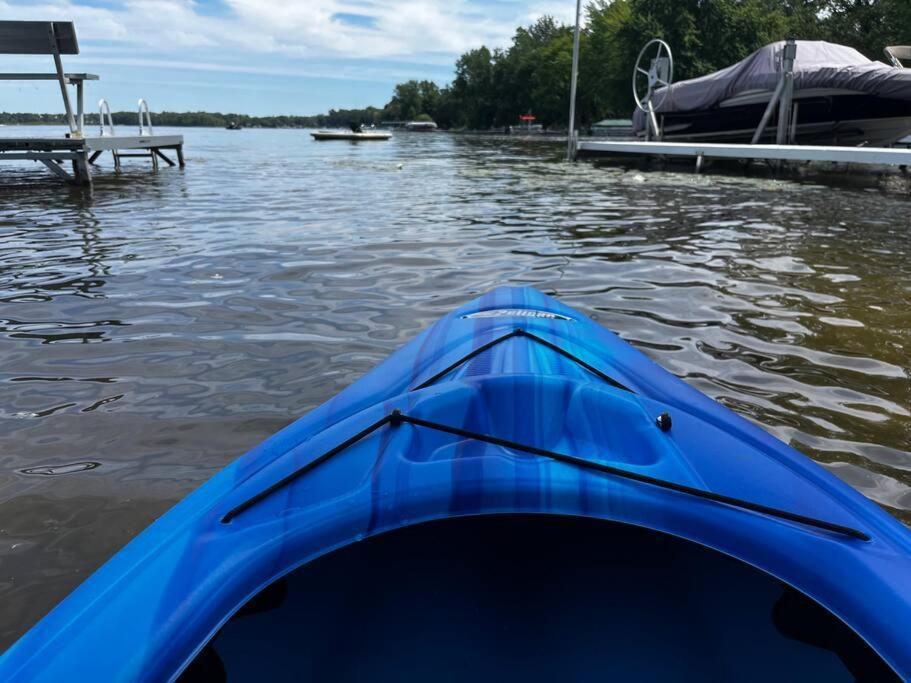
[0,135,185,186]
[0,20,184,188]
[576,139,911,170]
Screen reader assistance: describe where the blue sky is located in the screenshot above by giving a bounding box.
[0,0,573,115]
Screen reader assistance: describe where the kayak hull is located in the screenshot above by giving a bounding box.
[1,287,909,681]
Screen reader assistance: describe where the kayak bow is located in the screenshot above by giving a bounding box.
[2,287,909,681]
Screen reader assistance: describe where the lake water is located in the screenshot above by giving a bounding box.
[0,125,909,649]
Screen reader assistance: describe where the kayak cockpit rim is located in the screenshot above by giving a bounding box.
[218,408,870,542]
[177,514,898,683]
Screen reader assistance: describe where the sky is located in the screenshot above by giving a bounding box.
[0,0,575,115]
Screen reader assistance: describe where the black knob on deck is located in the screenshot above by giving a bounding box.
[655,412,672,432]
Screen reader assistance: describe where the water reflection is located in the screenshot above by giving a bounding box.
[20,462,101,476]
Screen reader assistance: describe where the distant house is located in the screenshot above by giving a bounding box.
[590,118,634,138]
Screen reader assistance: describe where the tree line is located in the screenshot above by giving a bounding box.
[395,0,911,130]
[0,109,384,129]
[3,0,909,131]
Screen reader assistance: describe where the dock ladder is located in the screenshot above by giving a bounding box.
[88,97,183,172]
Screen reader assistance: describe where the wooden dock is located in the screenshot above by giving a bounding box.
[0,133,185,185]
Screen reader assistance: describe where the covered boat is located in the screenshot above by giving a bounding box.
[634,41,911,146]
[1,288,910,681]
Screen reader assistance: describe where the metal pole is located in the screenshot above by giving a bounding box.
[566,0,582,161]
[789,102,799,144]
[750,76,786,144]
[76,80,84,136]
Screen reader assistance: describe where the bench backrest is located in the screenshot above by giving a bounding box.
[0,21,79,55]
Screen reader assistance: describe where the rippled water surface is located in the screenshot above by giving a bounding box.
[0,126,909,648]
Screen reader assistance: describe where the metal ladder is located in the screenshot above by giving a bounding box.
[96,98,120,169]
[114,99,159,170]
[95,98,173,171]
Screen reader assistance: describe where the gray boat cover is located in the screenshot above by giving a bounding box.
[633,41,911,132]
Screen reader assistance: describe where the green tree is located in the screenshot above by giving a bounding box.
[822,0,911,58]
[583,0,634,118]
[530,28,577,127]
[450,46,496,129]
[417,80,441,119]
[384,80,423,120]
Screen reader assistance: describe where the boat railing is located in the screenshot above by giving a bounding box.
[138,98,153,135]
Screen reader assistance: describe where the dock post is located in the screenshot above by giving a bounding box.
[72,149,92,186]
[176,144,185,168]
[776,39,797,145]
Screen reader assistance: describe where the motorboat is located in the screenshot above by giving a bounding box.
[633,41,911,146]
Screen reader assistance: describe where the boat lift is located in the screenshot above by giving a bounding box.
[576,38,911,176]
[0,21,184,188]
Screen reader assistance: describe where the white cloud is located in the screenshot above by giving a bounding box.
[0,0,550,61]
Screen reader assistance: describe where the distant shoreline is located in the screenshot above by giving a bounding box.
[0,118,579,136]
[0,113,376,129]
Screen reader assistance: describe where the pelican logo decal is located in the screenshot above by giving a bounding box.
[462,308,572,321]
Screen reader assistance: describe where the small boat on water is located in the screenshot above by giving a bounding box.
[1,287,910,681]
[225,121,242,130]
[310,130,391,141]
[634,41,911,146]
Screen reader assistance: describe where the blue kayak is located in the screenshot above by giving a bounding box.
[2,286,910,681]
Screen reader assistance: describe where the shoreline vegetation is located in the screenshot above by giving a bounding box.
[2,0,908,132]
